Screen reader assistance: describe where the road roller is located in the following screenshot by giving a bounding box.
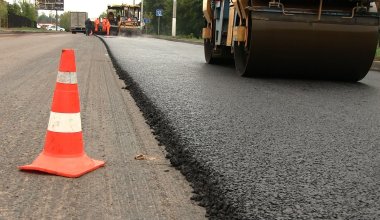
[202,0,380,81]
[107,4,142,36]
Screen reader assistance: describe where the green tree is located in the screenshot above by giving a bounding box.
[7,1,37,22]
[7,1,21,15]
[99,11,107,19]
[37,12,49,23]
[176,0,203,38]
[59,11,70,31]
[0,0,7,28]
[48,12,56,23]
[19,0,37,22]
[143,0,203,37]
[143,0,172,35]
[37,12,56,23]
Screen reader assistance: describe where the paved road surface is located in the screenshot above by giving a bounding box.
[0,33,205,219]
[102,36,380,219]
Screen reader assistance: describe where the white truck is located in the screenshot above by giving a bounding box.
[70,12,88,34]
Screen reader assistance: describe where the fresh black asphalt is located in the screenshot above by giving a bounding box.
[101,36,380,219]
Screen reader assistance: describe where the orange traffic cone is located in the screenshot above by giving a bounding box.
[19,49,105,178]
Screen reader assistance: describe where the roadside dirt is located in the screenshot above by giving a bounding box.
[0,33,206,219]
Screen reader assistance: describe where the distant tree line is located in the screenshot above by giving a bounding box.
[36,11,71,31]
[0,0,8,28]
[143,0,203,38]
[37,12,57,24]
[0,0,37,28]
[59,12,70,31]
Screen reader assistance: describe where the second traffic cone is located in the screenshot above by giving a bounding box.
[19,49,105,178]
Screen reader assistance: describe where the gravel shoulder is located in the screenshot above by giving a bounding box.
[0,33,205,219]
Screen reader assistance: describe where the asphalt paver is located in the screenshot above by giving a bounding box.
[0,33,205,219]
[102,36,380,219]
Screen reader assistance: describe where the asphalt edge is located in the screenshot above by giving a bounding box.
[142,34,203,46]
[97,36,241,219]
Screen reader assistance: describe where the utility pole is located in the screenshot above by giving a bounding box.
[172,0,176,37]
[55,9,58,31]
[140,0,144,30]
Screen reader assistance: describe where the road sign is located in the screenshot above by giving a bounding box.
[156,9,163,17]
[143,18,151,24]
[36,0,64,11]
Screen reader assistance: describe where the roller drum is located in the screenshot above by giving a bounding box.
[237,12,379,81]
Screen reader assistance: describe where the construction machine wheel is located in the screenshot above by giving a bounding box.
[204,20,232,64]
[232,10,378,81]
[204,38,216,64]
[204,19,216,64]
[233,10,254,77]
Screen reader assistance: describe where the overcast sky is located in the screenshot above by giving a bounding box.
[6,0,141,19]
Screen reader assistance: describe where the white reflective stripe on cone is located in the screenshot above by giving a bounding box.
[56,71,77,84]
[47,112,82,133]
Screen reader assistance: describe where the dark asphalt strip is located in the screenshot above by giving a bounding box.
[98,36,238,219]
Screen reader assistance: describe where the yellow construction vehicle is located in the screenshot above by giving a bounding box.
[202,0,380,81]
[107,4,142,36]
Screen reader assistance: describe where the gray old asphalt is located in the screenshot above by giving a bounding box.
[102,36,380,219]
[0,33,205,219]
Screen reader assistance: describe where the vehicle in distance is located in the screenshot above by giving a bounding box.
[70,11,88,34]
[47,26,65,31]
[202,0,379,81]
